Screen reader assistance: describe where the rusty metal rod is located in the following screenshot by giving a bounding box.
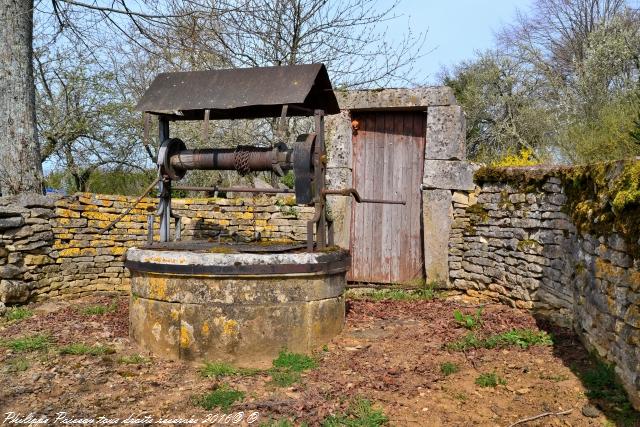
[172,185,295,194]
[322,188,406,205]
[100,177,161,235]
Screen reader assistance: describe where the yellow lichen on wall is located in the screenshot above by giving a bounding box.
[7,192,314,305]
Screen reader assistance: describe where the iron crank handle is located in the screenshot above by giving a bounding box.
[321,188,406,205]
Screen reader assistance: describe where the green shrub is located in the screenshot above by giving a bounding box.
[322,398,388,426]
[446,329,553,351]
[272,351,317,372]
[60,343,112,356]
[269,369,301,387]
[1,335,50,352]
[453,308,482,330]
[281,171,295,189]
[201,362,238,378]
[192,384,245,410]
[81,301,117,316]
[440,362,460,376]
[59,343,114,356]
[4,307,33,322]
[6,357,29,372]
[475,372,506,388]
[268,350,317,387]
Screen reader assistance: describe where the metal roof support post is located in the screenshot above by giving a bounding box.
[157,117,172,242]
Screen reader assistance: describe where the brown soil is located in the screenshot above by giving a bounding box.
[0,295,636,426]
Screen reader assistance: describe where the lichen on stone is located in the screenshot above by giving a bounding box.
[475,159,640,253]
[465,203,489,223]
[517,239,541,252]
[561,160,640,253]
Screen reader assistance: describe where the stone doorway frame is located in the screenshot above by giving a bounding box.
[324,88,477,285]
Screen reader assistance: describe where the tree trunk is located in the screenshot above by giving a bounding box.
[0,0,43,195]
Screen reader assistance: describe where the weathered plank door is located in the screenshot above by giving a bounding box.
[348,112,426,284]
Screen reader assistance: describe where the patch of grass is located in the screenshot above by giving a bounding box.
[268,350,317,387]
[259,420,296,427]
[192,384,245,411]
[452,392,468,402]
[269,369,301,387]
[322,398,388,427]
[575,359,640,426]
[446,329,553,351]
[353,288,436,301]
[4,307,33,322]
[80,301,117,316]
[201,361,238,378]
[539,373,569,382]
[453,308,482,330]
[200,361,262,378]
[440,362,459,376]
[117,354,150,365]
[414,285,438,300]
[445,333,483,351]
[5,357,29,372]
[485,329,554,349]
[1,335,50,352]
[348,280,440,302]
[59,343,114,356]
[475,372,506,388]
[273,350,317,372]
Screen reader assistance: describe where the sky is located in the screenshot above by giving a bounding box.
[389,0,534,84]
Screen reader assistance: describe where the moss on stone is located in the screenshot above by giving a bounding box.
[517,239,540,251]
[560,160,640,254]
[499,190,514,209]
[208,246,238,254]
[474,165,564,186]
[465,203,489,223]
[475,159,640,253]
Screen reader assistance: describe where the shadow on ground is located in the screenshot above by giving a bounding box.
[535,317,640,427]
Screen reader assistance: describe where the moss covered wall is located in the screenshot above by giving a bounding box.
[450,159,640,408]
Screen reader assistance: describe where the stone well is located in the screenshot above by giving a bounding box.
[125,246,349,367]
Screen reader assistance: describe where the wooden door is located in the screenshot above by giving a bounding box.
[348,112,426,284]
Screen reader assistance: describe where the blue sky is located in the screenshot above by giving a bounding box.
[389,0,534,83]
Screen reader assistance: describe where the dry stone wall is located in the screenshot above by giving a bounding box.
[0,192,313,304]
[448,176,577,321]
[448,160,640,407]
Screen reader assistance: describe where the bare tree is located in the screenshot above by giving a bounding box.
[0,0,44,195]
[3,0,425,195]
[497,0,631,108]
[0,0,195,195]
[34,44,154,192]
[445,0,640,164]
[152,0,426,88]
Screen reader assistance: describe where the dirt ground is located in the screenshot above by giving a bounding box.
[1,294,638,427]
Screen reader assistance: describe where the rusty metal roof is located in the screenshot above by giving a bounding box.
[135,63,339,120]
